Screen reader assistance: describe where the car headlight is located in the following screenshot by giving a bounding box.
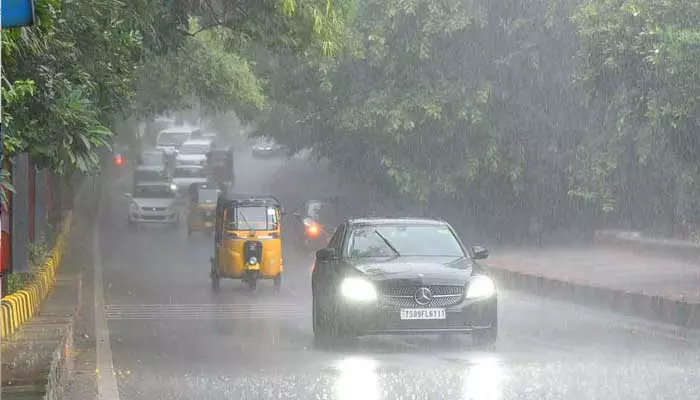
[340,277,377,302]
[466,275,496,299]
[129,202,139,211]
[170,183,177,191]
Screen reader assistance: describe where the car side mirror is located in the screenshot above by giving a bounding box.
[316,248,336,262]
[471,245,489,260]
[124,193,132,198]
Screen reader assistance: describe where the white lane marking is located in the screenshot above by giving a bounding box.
[94,200,121,399]
[104,303,306,320]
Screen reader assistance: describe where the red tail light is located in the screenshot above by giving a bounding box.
[306,223,320,237]
[114,153,124,166]
[304,218,321,237]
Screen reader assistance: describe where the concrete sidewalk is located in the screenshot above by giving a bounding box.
[2,178,98,399]
[486,246,700,302]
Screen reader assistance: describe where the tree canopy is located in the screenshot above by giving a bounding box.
[253,0,700,239]
[1,0,352,174]
[3,0,699,238]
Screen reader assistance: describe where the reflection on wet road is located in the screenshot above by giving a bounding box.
[97,150,700,399]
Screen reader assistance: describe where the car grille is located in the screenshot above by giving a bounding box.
[144,207,168,212]
[378,284,464,308]
[141,215,166,221]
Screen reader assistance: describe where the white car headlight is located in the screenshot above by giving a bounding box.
[170,183,178,191]
[466,275,496,299]
[129,202,140,211]
[340,277,377,302]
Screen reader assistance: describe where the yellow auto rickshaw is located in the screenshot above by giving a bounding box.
[186,182,221,236]
[210,193,283,291]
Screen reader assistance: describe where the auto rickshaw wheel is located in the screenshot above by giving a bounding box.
[210,257,220,291]
[211,271,220,291]
[246,277,257,290]
[273,274,282,291]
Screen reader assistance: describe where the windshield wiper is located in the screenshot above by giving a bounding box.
[373,229,400,257]
[237,210,253,231]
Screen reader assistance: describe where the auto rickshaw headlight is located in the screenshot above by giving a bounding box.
[340,277,377,302]
[248,256,258,265]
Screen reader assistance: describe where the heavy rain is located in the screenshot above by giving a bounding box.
[1,0,699,399]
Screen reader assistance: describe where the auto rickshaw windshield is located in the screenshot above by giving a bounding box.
[226,206,279,231]
[196,188,219,204]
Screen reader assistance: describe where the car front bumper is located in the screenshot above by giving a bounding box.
[129,210,178,224]
[334,295,497,336]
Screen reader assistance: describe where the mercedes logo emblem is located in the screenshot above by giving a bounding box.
[414,287,433,306]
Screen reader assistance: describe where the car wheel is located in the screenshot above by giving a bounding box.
[313,296,356,346]
[472,320,498,349]
[273,274,282,292]
[312,295,333,340]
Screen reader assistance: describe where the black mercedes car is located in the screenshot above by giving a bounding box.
[311,218,497,346]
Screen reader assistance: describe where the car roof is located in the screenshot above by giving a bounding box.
[181,139,212,146]
[175,164,203,169]
[348,217,448,226]
[159,126,200,134]
[135,165,166,171]
[135,181,171,187]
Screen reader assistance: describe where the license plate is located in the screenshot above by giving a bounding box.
[400,308,446,320]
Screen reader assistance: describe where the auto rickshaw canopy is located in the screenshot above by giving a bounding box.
[206,147,234,183]
[218,192,281,208]
[188,182,224,204]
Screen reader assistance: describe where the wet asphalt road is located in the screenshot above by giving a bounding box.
[96,150,700,400]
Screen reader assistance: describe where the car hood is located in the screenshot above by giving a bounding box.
[176,154,206,162]
[348,256,474,285]
[173,177,207,187]
[156,145,178,153]
[132,198,175,208]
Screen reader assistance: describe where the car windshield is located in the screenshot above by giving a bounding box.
[174,167,203,178]
[179,144,210,155]
[197,189,218,204]
[134,169,166,181]
[157,132,189,146]
[141,152,164,165]
[346,224,465,258]
[226,206,278,231]
[133,185,174,199]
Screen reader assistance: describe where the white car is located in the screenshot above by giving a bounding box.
[156,126,202,156]
[126,183,179,227]
[172,165,207,194]
[175,139,213,166]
